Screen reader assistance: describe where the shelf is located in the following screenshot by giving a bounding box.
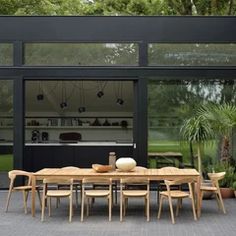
[0,126,13,129]
[25,125,133,129]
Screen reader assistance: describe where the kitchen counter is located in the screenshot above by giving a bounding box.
[26,142,134,146]
[0,141,134,146]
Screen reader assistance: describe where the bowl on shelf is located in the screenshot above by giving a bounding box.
[92,164,113,173]
[116,157,136,171]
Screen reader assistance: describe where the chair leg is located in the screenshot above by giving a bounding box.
[114,181,118,205]
[56,197,60,208]
[168,196,175,224]
[145,198,147,217]
[23,191,28,214]
[5,189,13,212]
[190,196,197,221]
[37,189,42,208]
[48,197,51,217]
[120,193,123,222]
[41,195,46,221]
[176,198,181,217]
[124,198,128,216]
[86,197,90,217]
[109,195,112,221]
[69,195,73,222]
[215,193,222,211]
[217,190,226,214]
[75,185,78,209]
[81,193,84,222]
[157,195,164,219]
[146,194,150,222]
[199,190,203,217]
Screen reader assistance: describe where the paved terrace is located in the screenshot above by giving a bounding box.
[0,191,235,236]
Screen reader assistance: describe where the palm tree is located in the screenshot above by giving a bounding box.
[180,115,214,174]
[197,103,236,162]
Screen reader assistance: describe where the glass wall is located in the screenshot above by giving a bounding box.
[0,80,13,188]
[148,43,236,66]
[148,78,236,172]
[24,43,138,66]
[25,80,134,143]
[0,43,13,66]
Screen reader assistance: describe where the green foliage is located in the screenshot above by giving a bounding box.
[210,161,235,188]
[197,103,236,136]
[0,0,235,16]
[180,115,214,143]
[232,181,236,190]
[0,154,13,171]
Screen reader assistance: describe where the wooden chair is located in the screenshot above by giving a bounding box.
[81,178,112,222]
[157,167,180,205]
[57,166,81,208]
[200,172,226,215]
[120,177,150,221]
[5,170,41,214]
[41,178,74,222]
[158,177,197,224]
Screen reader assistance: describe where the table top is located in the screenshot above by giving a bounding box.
[148,152,183,157]
[34,167,199,178]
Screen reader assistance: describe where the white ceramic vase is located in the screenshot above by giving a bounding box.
[116,157,137,171]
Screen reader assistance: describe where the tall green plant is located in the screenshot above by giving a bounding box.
[197,103,236,162]
[180,115,214,174]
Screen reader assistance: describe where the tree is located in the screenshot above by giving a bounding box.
[180,114,214,174]
[197,103,236,162]
[1,0,235,16]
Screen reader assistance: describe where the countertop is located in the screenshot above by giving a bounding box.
[0,141,134,146]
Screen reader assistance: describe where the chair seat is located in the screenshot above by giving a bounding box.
[13,186,32,191]
[13,185,40,191]
[47,190,71,197]
[85,190,110,197]
[160,190,189,198]
[123,190,148,197]
[200,186,217,191]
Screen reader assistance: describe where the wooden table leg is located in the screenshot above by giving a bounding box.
[196,175,201,218]
[31,175,36,217]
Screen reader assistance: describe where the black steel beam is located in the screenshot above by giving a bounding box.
[13,77,24,170]
[0,16,236,42]
[1,67,236,79]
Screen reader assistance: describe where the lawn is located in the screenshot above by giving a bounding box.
[0,154,13,171]
[148,140,217,169]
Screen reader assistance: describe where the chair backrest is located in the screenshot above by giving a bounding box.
[164,177,194,186]
[164,177,194,197]
[82,178,112,193]
[8,170,33,186]
[82,178,112,185]
[120,178,150,191]
[43,178,74,185]
[121,177,149,185]
[208,172,226,187]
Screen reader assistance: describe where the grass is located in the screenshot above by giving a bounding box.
[148,139,217,169]
[0,154,13,171]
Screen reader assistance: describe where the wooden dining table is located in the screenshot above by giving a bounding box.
[31,167,201,218]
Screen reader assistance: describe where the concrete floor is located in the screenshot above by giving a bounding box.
[0,191,236,236]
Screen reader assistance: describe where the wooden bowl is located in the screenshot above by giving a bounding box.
[92,164,113,173]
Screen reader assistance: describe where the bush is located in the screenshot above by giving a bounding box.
[211,162,235,188]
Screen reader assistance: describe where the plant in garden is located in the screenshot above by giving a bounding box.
[180,114,214,174]
[197,103,236,162]
[232,181,236,190]
[212,162,235,188]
